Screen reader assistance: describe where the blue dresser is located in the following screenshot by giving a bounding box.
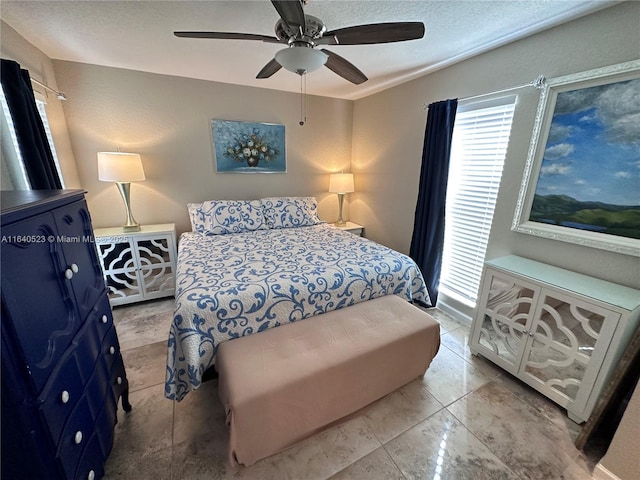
[1,190,131,480]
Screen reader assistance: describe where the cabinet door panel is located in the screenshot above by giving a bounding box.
[103,270,144,303]
[135,237,173,266]
[521,291,620,410]
[135,237,175,297]
[140,265,176,296]
[53,201,106,319]
[1,212,80,391]
[97,241,135,271]
[97,240,144,304]
[473,271,539,372]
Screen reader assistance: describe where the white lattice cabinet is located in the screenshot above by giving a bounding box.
[94,224,177,306]
[469,255,640,423]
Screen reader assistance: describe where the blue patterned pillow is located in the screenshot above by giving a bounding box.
[189,200,267,235]
[260,197,323,229]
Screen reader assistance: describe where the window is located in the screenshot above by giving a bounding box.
[0,85,30,189]
[35,97,65,188]
[0,87,64,189]
[439,96,517,308]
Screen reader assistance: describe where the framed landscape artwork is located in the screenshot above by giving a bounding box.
[212,120,286,173]
[512,60,640,257]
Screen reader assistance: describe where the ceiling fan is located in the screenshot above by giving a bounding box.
[174,0,425,85]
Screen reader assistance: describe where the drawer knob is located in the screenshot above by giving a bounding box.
[101,314,108,324]
[65,269,74,280]
[88,470,95,480]
[109,346,116,355]
[61,390,70,404]
[117,376,123,385]
[71,263,79,273]
[74,431,83,445]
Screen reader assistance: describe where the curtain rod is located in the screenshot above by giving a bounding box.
[422,75,546,110]
[30,77,67,101]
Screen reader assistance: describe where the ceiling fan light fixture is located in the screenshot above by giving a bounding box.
[275,46,328,75]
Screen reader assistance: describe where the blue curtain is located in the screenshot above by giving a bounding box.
[409,99,458,306]
[1,59,62,190]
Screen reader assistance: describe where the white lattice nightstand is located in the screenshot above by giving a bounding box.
[334,221,364,237]
[94,223,177,306]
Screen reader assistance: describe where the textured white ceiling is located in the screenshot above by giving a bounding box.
[1,0,618,100]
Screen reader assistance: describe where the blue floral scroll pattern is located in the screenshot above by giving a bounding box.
[190,200,268,235]
[165,224,430,401]
[261,197,323,229]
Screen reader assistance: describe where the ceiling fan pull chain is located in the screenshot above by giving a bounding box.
[299,73,307,126]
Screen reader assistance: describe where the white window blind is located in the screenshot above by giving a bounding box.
[0,87,64,189]
[35,98,65,188]
[0,85,30,189]
[439,96,516,306]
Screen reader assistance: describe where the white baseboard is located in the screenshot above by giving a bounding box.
[436,294,473,325]
[593,463,621,480]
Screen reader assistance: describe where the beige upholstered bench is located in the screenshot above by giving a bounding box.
[216,294,441,466]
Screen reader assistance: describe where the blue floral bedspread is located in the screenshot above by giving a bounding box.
[165,224,430,401]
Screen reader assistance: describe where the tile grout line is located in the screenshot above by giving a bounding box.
[380,443,410,480]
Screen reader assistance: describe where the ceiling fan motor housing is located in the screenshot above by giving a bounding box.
[275,15,326,46]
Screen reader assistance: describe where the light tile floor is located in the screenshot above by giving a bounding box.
[104,298,603,480]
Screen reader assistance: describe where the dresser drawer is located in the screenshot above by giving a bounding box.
[38,351,86,445]
[56,395,94,480]
[85,360,113,419]
[101,326,122,374]
[73,431,105,480]
[73,320,102,384]
[91,295,114,344]
[109,355,128,404]
[94,399,117,460]
[38,314,105,447]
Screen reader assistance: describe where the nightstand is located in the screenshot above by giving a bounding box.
[334,221,364,237]
[94,223,177,306]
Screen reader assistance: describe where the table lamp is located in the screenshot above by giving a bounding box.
[329,173,355,226]
[98,152,146,232]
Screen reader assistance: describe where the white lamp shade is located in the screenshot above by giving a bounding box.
[329,173,355,194]
[97,152,146,182]
[275,47,328,75]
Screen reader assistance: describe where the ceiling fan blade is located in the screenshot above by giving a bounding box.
[271,0,306,30]
[174,31,282,44]
[321,49,367,85]
[256,59,283,79]
[324,22,425,45]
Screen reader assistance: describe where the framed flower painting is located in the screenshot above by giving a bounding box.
[512,60,640,257]
[212,119,286,173]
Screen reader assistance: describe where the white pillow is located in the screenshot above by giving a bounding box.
[187,203,202,232]
[260,197,323,229]
[189,200,268,235]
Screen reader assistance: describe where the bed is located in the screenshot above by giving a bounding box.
[165,197,430,401]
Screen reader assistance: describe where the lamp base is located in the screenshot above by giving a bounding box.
[115,182,141,233]
[336,193,347,226]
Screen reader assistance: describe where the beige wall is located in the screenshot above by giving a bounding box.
[350,2,640,290]
[1,21,81,189]
[51,61,353,234]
